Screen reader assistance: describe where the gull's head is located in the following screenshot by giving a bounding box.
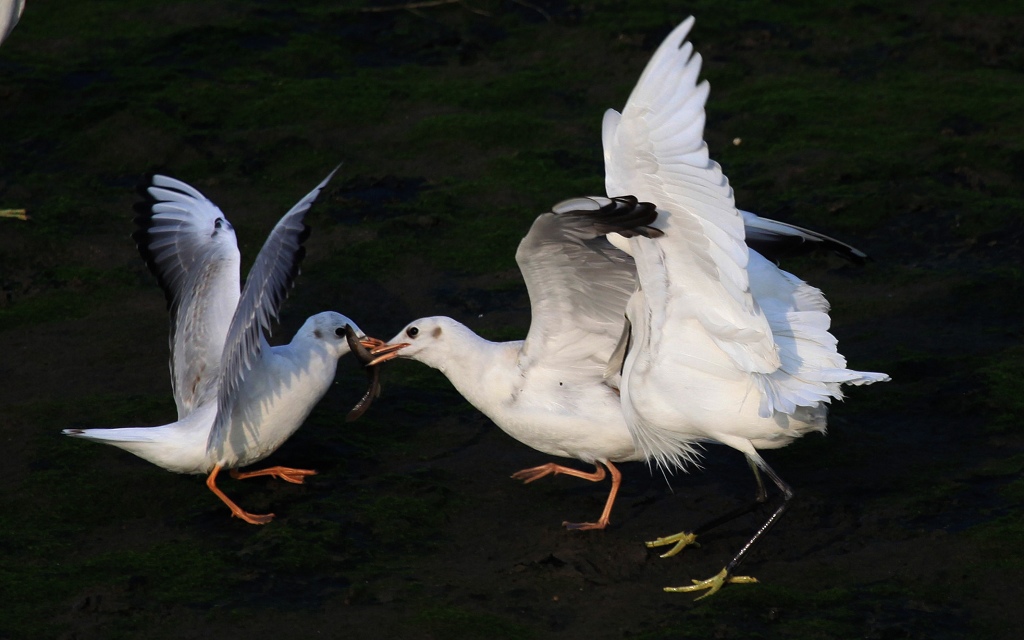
[385,316,462,370]
[301,311,407,367]
[302,311,365,358]
[299,312,407,423]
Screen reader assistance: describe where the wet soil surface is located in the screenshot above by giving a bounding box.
[1,2,1023,639]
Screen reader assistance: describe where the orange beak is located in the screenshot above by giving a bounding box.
[362,340,409,366]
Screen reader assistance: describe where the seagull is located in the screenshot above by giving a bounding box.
[378,19,874,532]
[383,191,870,531]
[386,197,662,530]
[602,17,890,597]
[63,169,402,524]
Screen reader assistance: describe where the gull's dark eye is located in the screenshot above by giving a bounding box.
[214,218,223,229]
[406,326,419,338]
[335,326,346,338]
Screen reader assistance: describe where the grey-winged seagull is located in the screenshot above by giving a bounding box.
[63,169,403,524]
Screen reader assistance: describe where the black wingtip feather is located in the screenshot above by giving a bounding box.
[557,195,664,239]
[131,172,177,310]
[746,234,870,266]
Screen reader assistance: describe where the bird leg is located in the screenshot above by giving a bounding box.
[511,461,623,531]
[662,455,793,599]
[206,464,275,525]
[230,466,317,485]
[647,458,770,557]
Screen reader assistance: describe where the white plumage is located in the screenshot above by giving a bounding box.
[381,17,880,534]
[604,17,889,597]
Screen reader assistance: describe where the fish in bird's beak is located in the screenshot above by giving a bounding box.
[343,325,409,422]
[347,331,408,367]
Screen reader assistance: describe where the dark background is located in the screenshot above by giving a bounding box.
[1,1,1022,638]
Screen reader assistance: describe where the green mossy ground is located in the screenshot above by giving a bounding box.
[1,0,1022,638]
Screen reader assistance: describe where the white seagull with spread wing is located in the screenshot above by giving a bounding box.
[378,15,876,534]
[64,169,401,524]
[602,17,889,597]
[378,17,877,533]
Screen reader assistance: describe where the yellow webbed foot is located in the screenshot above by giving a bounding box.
[664,567,757,600]
[646,530,700,558]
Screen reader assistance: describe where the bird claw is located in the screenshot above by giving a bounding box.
[664,568,757,600]
[510,465,553,484]
[646,530,700,558]
[232,510,276,525]
[274,469,317,484]
[563,520,608,531]
[230,466,317,484]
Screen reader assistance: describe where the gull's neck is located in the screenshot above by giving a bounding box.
[426,323,522,414]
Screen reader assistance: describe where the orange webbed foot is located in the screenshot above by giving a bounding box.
[230,466,318,485]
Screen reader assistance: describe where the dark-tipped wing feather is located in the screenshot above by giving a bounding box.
[740,210,868,265]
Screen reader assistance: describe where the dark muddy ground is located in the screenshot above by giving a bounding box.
[1,1,1023,639]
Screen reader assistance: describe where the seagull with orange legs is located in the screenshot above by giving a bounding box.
[385,197,662,530]
[375,33,877,532]
[382,191,869,532]
[373,18,870,530]
[63,169,403,524]
[602,17,890,597]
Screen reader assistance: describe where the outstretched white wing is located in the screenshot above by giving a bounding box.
[603,17,781,383]
[206,167,338,456]
[608,19,888,421]
[133,175,242,418]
